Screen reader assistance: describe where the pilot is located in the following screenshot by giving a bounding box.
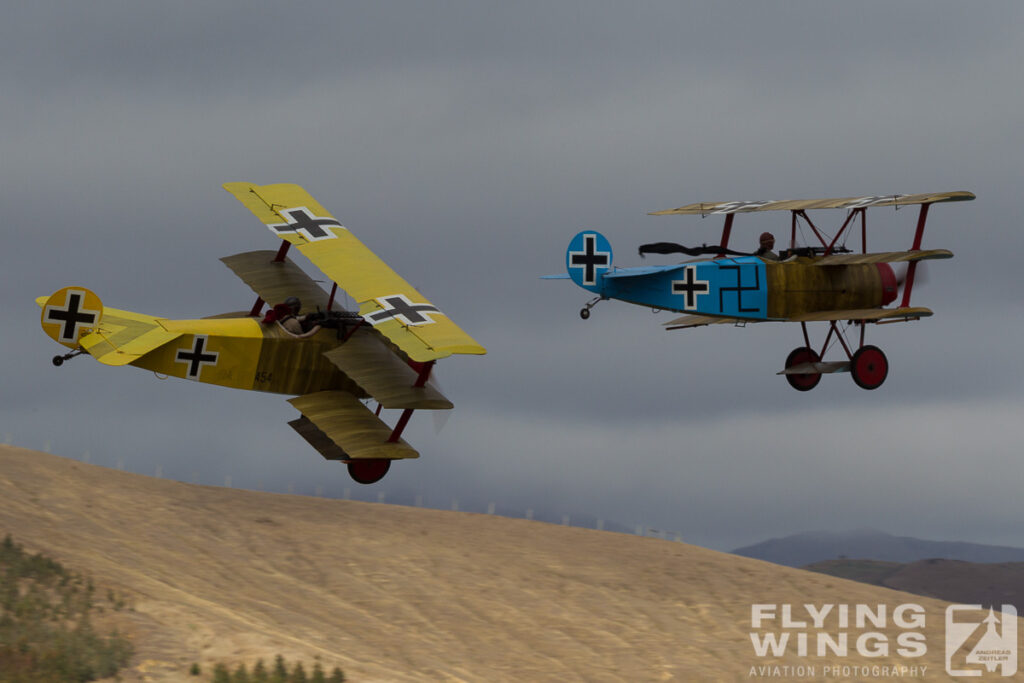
[756,232,779,261]
[278,296,322,338]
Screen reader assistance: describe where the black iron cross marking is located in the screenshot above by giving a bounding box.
[671,265,710,310]
[268,207,344,241]
[175,335,219,380]
[44,290,99,342]
[569,234,610,285]
[367,295,443,326]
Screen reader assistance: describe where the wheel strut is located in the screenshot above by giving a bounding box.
[52,348,86,367]
[579,296,601,320]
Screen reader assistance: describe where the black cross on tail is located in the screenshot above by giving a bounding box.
[268,207,344,241]
[672,265,710,311]
[175,335,219,380]
[367,295,443,326]
[43,290,100,343]
[569,234,611,286]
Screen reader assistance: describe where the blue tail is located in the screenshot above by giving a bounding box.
[566,231,613,294]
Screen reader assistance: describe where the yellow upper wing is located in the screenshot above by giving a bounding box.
[224,182,485,362]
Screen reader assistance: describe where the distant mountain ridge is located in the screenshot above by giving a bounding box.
[732,529,1024,567]
[804,558,1024,615]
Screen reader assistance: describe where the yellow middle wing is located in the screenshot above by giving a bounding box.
[224,182,485,362]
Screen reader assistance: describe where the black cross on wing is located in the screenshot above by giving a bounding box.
[268,207,345,242]
[43,289,101,343]
[175,335,219,380]
[367,294,444,327]
[671,265,710,311]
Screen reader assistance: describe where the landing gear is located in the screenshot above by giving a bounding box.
[784,347,822,392]
[347,459,391,485]
[579,296,601,320]
[850,345,888,390]
[783,322,890,391]
[52,349,86,367]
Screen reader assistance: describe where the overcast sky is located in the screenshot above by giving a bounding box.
[3,2,1022,551]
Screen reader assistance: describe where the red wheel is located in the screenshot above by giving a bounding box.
[851,345,888,390]
[347,459,391,484]
[784,347,821,391]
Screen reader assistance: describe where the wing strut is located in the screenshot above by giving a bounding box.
[387,360,435,443]
[899,203,931,308]
[717,213,735,258]
[247,240,292,317]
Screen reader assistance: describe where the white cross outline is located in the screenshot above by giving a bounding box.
[267,206,347,242]
[707,200,773,215]
[43,288,102,343]
[671,265,711,311]
[840,194,907,209]
[173,334,220,381]
[367,294,446,327]
[568,233,611,286]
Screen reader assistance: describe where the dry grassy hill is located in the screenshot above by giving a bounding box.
[0,445,1005,681]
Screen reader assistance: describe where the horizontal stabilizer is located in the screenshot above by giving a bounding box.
[221,250,331,312]
[778,361,850,375]
[322,333,452,409]
[37,293,181,365]
[79,326,180,366]
[787,307,932,323]
[810,249,952,266]
[288,391,419,460]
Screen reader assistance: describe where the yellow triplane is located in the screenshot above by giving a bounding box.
[38,183,486,484]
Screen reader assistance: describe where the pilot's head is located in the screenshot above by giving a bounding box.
[759,232,775,251]
[284,296,301,314]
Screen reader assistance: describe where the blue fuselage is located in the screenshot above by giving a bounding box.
[601,257,769,319]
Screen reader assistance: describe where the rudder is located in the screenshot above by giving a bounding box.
[566,231,613,294]
[39,287,104,349]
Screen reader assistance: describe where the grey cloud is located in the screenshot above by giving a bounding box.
[4,1,1023,553]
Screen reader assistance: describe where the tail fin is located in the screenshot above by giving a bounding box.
[566,231,613,294]
[37,288,180,366]
[39,287,104,349]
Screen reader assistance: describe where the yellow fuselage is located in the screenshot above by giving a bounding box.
[134,318,366,397]
[765,260,894,319]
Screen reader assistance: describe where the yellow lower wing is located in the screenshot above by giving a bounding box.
[811,249,953,266]
[224,182,485,362]
[787,307,933,322]
[288,391,419,460]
